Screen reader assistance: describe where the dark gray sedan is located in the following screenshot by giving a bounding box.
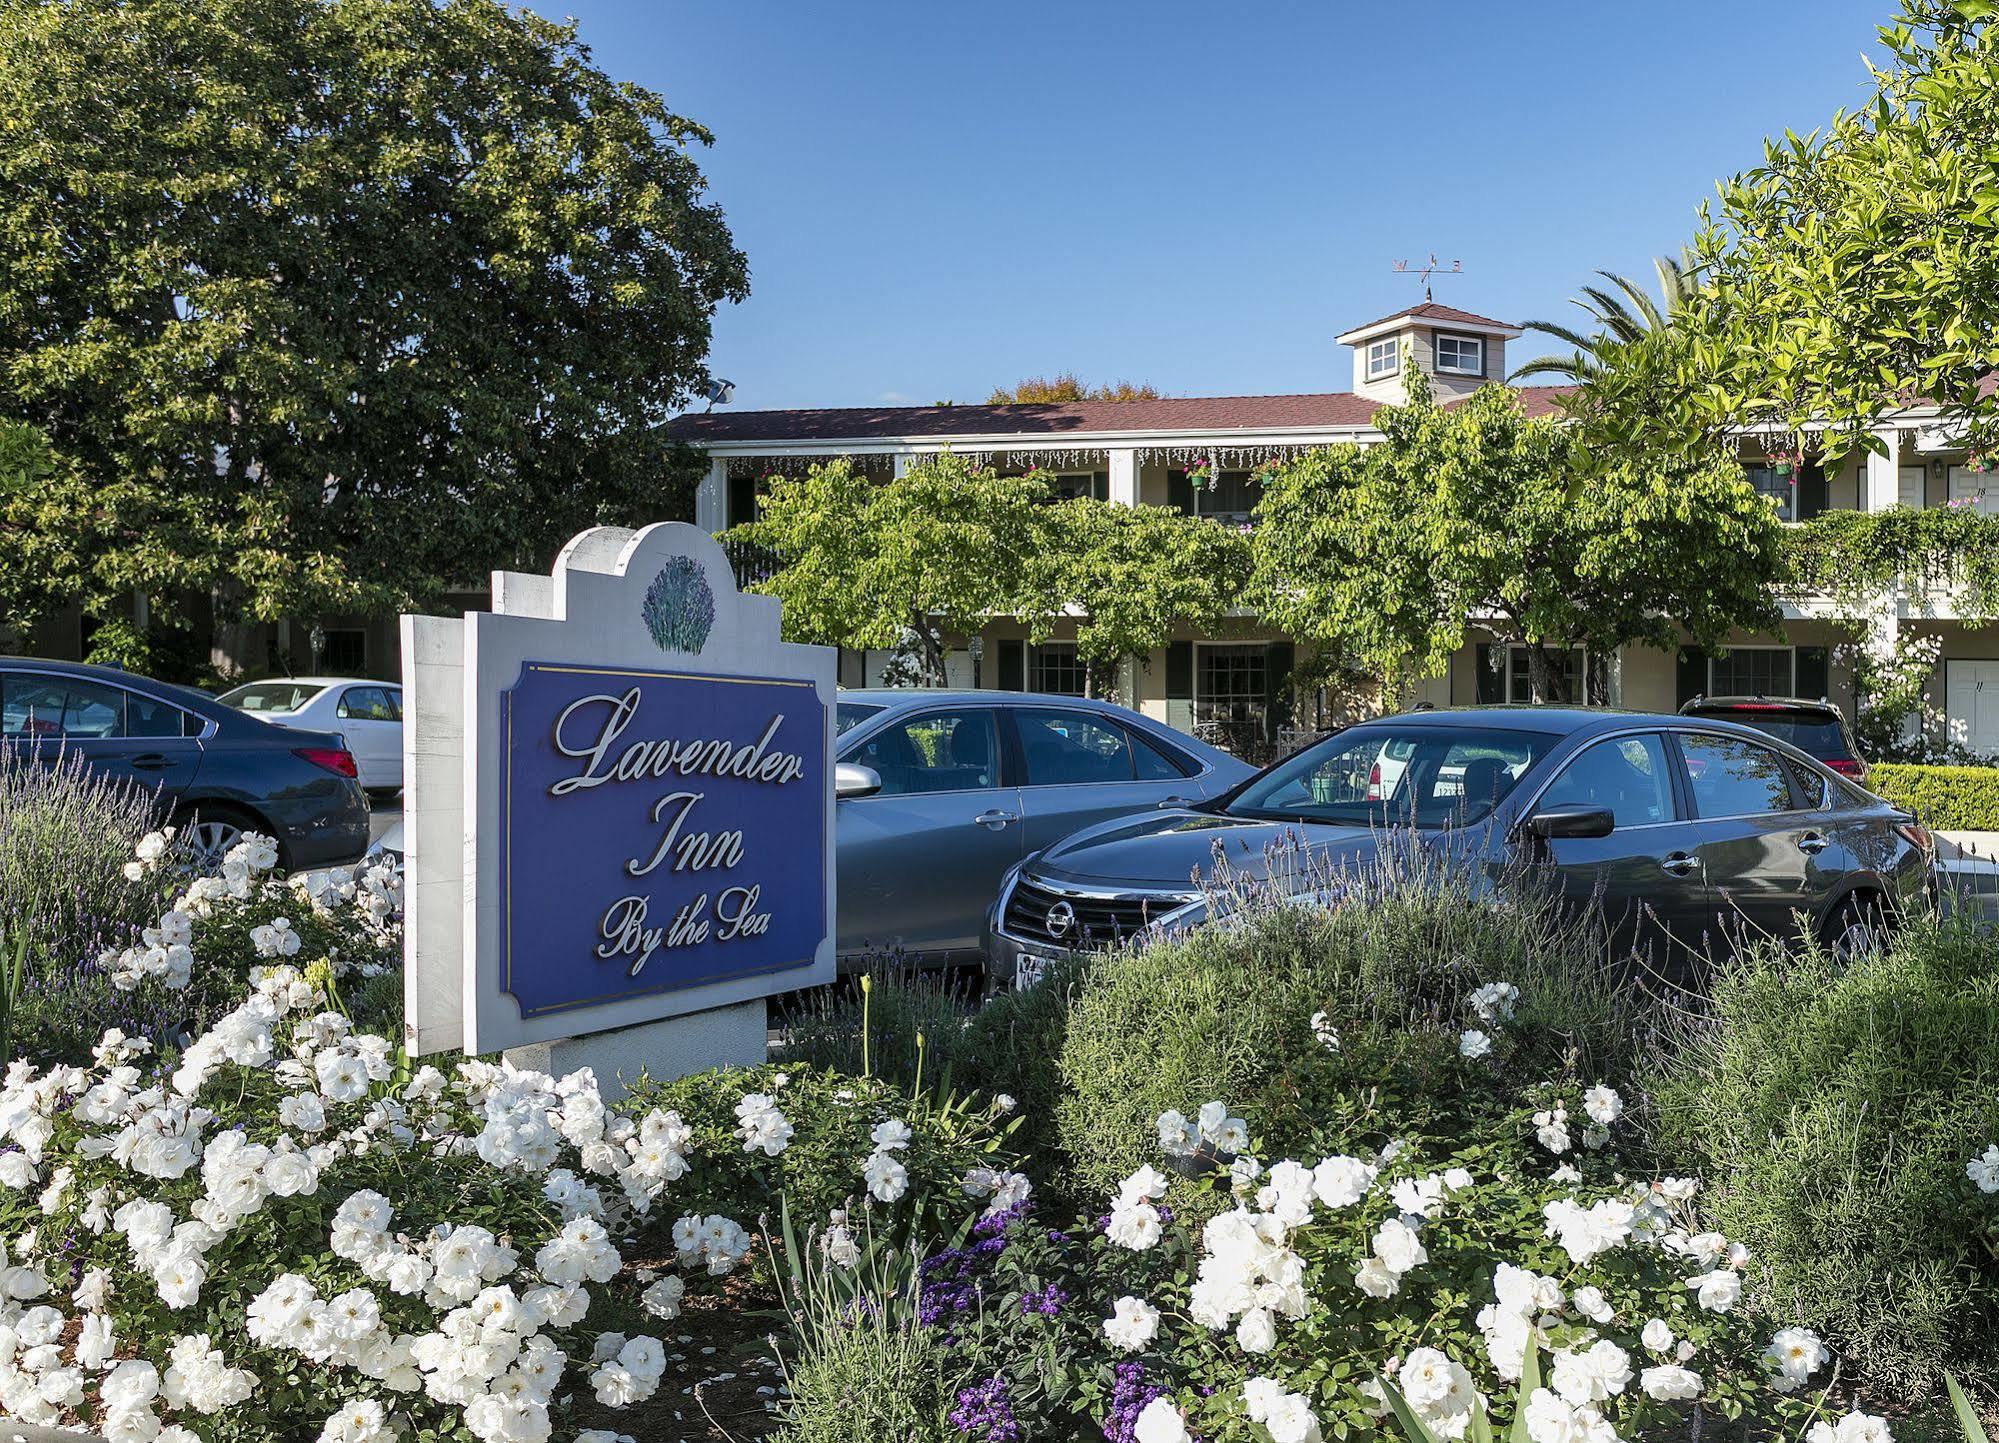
[0,658,371,870]
[984,706,1936,988]
[834,689,1252,968]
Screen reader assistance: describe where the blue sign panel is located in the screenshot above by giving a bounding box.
[498,660,827,1020]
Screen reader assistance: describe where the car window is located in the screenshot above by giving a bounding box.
[1782,756,1832,809]
[1129,728,1191,781]
[337,686,396,722]
[1017,709,1134,785]
[1685,707,1850,760]
[125,690,191,740]
[1229,724,1559,829]
[847,709,1000,796]
[384,687,403,721]
[1678,733,1799,817]
[835,702,885,736]
[0,674,126,739]
[221,680,326,713]
[1538,734,1677,828]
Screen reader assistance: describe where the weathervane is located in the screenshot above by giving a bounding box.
[1392,253,1462,302]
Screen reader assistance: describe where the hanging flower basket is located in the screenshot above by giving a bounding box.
[1767,448,1803,480]
[1968,451,1995,475]
[1186,458,1215,489]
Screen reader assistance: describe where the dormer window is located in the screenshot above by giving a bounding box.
[1365,337,1400,379]
[1435,333,1484,376]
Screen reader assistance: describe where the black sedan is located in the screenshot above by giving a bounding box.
[984,706,1936,988]
[0,658,371,870]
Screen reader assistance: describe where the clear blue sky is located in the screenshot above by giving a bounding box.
[532,1,1895,411]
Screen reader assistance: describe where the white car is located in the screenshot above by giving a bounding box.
[219,676,403,795]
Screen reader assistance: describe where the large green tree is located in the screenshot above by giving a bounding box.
[1036,500,1252,697]
[1250,373,1785,702]
[0,0,746,664]
[727,453,1059,686]
[1586,0,1999,459]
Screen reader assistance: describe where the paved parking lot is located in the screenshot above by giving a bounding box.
[369,798,401,849]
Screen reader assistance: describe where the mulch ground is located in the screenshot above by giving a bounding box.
[571,1279,788,1443]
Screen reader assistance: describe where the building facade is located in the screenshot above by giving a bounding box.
[665,300,1999,760]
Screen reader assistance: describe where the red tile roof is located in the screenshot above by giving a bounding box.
[1337,301,1521,336]
[666,386,1575,443]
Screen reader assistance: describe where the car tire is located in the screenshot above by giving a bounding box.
[1821,892,1890,962]
[172,802,267,873]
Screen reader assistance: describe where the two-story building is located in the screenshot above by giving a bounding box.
[666,299,1999,760]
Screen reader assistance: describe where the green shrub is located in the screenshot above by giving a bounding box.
[1647,915,1999,1399]
[1052,851,1648,1199]
[1871,762,1999,830]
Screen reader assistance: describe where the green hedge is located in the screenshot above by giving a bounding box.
[1871,762,1999,830]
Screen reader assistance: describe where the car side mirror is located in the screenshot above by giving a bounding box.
[1524,804,1615,840]
[835,762,882,800]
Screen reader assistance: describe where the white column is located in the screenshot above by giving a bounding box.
[694,456,727,533]
[892,452,911,479]
[1863,426,1901,512]
[1107,448,1139,506]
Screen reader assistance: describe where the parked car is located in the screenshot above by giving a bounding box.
[0,658,370,870]
[1679,694,1868,782]
[833,691,1253,967]
[985,706,1935,990]
[218,676,404,794]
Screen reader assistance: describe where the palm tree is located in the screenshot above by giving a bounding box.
[1510,252,1700,383]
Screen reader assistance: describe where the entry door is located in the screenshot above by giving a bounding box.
[835,707,1022,962]
[1946,660,1999,757]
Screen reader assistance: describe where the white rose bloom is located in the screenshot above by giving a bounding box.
[1310,1155,1376,1209]
[1640,1319,1675,1354]
[1965,1144,1999,1195]
[1372,1217,1427,1275]
[1570,1285,1613,1323]
[869,1118,911,1152]
[1582,1084,1623,1126]
[1688,1268,1742,1313]
[1102,1295,1160,1352]
[1156,1109,1199,1158]
[1132,1396,1190,1443]
[861,1151,907,1203]
[1764,1327,1826,1389]
[1235,1306,1277,1354]
[1353,1255,1400,1298]
[1640,1365,1702,1402]
[1458,1029,1493,1059]
[1106,1200,1162,1252]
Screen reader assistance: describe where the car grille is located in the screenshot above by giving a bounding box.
[1001,877,1182,949]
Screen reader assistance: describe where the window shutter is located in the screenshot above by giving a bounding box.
[996,638,1024,692]
[1167,470,1195,516]
[1676,646,1709,706]
[1795,645,1829,700]
[1796,463,1829,520]
[1264,642,1295,738]
[1165,641,1194,733]
[1474,643,1502,704]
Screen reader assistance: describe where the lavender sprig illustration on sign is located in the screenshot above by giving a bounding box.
[640,556,717,654]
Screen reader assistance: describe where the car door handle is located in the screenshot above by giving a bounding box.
[128,753,173,771]
[1156,795,1194,809]
[1797,832,1829,854]
[972,809,1019,829]
[1661,853,1700,876]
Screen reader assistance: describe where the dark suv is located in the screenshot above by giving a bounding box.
[0,658,370,870]
[1678,695,1867,783]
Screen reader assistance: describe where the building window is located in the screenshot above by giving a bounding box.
[1196,644,1267,726]
[320,628,367,673]
[1506,645,1585,704]
[1743,465,1796,522]
[1434,334,1484,376]
[1710,646,1795,698]
[1366,337,1400,379]
[1195,470,1258,527]
[1048,471,1108,502]
[1027,643,1086,697]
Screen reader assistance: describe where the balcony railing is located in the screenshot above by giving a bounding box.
[723,536,783,590]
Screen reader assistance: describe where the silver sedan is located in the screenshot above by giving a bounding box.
[834,690,1252,968]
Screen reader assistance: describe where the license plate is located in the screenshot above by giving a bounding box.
[1014,953,1053,989]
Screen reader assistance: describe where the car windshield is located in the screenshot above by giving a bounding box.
[221,681,326,714]
[836,703,886,736]
[1686,708,1847,759]
[1226,723,1562,829]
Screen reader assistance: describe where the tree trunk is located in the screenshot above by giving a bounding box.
[1525,643,1568,705]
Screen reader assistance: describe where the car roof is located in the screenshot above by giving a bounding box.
[1356,704,1633,733]
[226,676,393,688]
[841,688,1132,710]
[0,655,227,713]
[1683,695,1838,713]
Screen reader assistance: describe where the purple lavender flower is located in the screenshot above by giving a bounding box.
[1018,1281,1067,1317]
[1103,1362,1168,1443]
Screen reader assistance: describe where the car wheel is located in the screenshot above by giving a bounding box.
[174,805,261,873]
[1822,894,1889,962]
